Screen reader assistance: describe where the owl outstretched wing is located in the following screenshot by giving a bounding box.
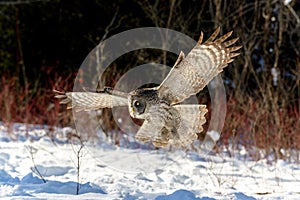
[135,104,208,148]
[158,27,241,105]
[54,88,128,112]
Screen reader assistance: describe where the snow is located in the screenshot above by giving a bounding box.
[1,123,300,199]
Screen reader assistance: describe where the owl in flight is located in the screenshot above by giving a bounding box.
[55,27,241,148]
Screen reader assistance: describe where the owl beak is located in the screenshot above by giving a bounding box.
[130,107,138,118]
[131,107,135,115]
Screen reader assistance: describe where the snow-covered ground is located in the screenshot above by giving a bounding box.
[1,123,300,200]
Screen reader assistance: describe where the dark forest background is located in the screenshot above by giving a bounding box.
[0,0,299,160]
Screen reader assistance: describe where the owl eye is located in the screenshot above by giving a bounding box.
[132,99,146,114]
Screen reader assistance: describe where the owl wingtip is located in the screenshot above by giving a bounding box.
[53,89,66,95]
[235,45,243,51]
[209,27,220,41]
[197,31,204,45]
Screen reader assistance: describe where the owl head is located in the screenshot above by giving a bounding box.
[128,88,159,119]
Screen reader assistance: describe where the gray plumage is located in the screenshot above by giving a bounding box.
[55,28,241,148]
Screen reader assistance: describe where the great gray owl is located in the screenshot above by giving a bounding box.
[55,27,241,148]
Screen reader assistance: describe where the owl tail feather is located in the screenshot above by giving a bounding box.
[171,104,208,147]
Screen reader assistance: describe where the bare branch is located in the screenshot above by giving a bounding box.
[0,0,50,5]
[285,3,300,25]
